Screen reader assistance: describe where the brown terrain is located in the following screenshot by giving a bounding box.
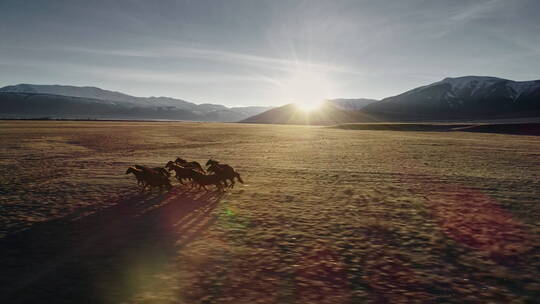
[0,121,539,303]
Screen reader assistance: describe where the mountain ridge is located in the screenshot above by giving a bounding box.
[3,76,540,123]
[240,102,380,125]
[0,84,272,121]
[241,76,540,125]
[362,76,540,120]
[1,83,221,109]
[326,98,378,110]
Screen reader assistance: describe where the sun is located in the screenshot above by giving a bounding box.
[278,68,335,112]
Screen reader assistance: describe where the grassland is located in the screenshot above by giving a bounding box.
[0,121,539,303]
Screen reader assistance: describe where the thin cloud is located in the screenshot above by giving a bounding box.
[55,44,363,75]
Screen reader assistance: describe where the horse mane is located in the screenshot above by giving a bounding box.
[206,159,219,167]
[126,166,142,174]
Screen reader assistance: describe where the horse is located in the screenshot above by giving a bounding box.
[143,171,172,192]
[126,166,146,187]
[190,171,225,192]
[175,157,205,172]
[166,161,198,185]
[134,165,169,178]
[205,159,244,188]
[129,165,172,192]
[205,159,220,168]
[153,167,170,177]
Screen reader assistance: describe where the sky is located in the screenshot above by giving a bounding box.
[1,0,539,107]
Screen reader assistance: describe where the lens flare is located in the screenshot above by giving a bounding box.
[278,67,336,112]
[294,100,324,112]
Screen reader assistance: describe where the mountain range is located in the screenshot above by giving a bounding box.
[326,98,378,111]
[2,76,539,123]
[362,76,540,120]
[0,84,271,121]
[240,102,378,125]
[242,76,540,124]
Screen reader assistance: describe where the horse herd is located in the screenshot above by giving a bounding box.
[125,158,244,192]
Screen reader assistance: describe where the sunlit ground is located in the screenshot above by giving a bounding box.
[0,121,539,303]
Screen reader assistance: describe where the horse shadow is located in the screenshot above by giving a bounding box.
[0,186,224,304]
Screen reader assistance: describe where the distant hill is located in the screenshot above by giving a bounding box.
[4,76,540,123]
[0,92,205,120]
[363,76,540,120]
[327,98,377,110]
[0,84,271,121]
[242,76,540,125]
[240,102,379,125]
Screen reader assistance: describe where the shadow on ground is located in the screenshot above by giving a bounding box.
[0,187,224,304]
[332,122,540,135]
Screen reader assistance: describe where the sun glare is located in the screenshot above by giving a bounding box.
[279,68,335,112]
[294,100,324,112]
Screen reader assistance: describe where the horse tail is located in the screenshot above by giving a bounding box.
[235,172,244,184]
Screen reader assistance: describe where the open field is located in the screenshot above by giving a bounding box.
[0,121,539,303]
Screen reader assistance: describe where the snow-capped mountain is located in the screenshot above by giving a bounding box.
[4,77,540,123]
[363,76,540,120]
[0,84,272,121]
[417,76,539,102]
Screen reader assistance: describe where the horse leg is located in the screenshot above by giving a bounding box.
[183,178,192,188]
[140,181,148,192]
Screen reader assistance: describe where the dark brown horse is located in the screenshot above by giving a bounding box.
[126,166,146,187]
[127,166,171,192]
[143,172,172,192]
[205,159,244,188]
[153,167,170,177]
[190,171,225,192]
[166,161,198,185]
[175,157,205,172]
[134,165,170,178]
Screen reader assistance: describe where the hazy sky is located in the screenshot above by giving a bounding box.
[1,0,539,106]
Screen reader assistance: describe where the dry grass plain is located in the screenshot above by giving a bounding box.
[0,121,539,303]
